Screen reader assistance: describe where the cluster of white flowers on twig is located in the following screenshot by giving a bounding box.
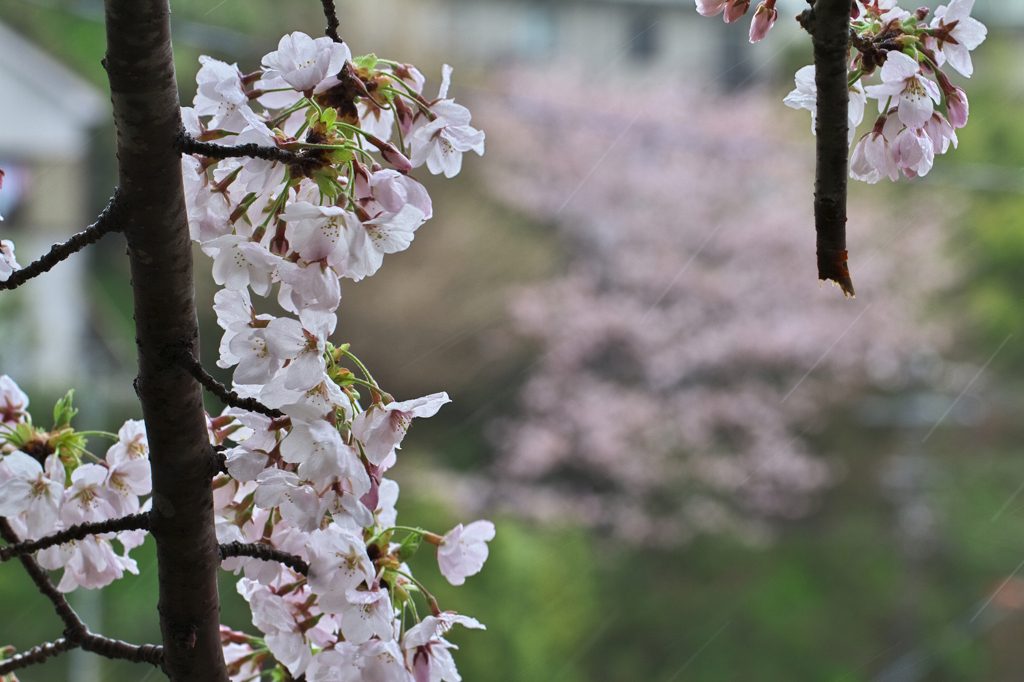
[0,30,494,682]
[700,0,986,182]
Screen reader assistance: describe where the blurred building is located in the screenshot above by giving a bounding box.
[0,20,106,391]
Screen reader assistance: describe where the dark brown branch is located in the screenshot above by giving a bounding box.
[77,633,163,667]
[320,0,342,43]
[0,518,164,669]
[0,517,86,633]
[799,0,855,297]
[176,131,303,165]
[218,541,309,576]
[0,513,150,562]
[0,191,121,291]
[104,0,229,677]
[180,352,284,419]
[0,638,77,675]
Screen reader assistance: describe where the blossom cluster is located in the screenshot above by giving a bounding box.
[1,30,494,682]
[698,0,986,183]
[478,69,954,544]
[0,381,150,591]
[187,31,491,682]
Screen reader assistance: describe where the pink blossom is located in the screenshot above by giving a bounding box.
[724,0,751,24]
[260,31,351,93]
[922,112,958,155]
[864,51,941,130]
[0,452,65,539]
[105,419,149,464]
[892,125,935,179]
[437,520,495,586]
[410,69,485,178]
[930,0,987,77]
[351,392,451,465]
[849,117,900,184]
[748,0,777,42]
[945,85,969,129]
[0,239,19,282]
[0,375,29,426]
[193,56,251,132]
[695,0,729,17]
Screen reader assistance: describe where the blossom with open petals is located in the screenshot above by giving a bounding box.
[261,32,351,92]
[437,520,495,586]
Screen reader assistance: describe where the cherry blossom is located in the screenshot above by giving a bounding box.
[783,65,866,144]
[193,56,251,132]
[105,419,149,463]
[352,392,451,465]
[0,375,29,426]
[695,0,730,18]
[0,452,65,539]
[0,239,18,283]
[864,51,941,130]
[261,32,351,93]
[436,520,495,586]
[748,0,777,42]
[929,0,987,77]
[60,464,119,526]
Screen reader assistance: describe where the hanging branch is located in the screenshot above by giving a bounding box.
[320,0,343,43]
[179,352,284,419]
[0,518,164,668]
[799,0,854,297]
[0,190,122,291]
[0,512,150,562]
[218,541,310,576]
[0,638,77,676]
[176,132,303,166]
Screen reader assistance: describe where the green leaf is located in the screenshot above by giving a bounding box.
[53,390,77,429]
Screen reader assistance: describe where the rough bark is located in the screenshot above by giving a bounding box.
[801,0,854,297]
[102,1,228,680]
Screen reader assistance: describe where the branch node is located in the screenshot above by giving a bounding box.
[179,351,284,418]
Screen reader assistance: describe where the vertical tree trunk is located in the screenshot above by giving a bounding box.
[102,1,228,680]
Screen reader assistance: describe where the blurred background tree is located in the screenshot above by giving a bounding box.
[3,1,1024,681]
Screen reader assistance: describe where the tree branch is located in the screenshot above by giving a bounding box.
[0,512,150,562]
[0,517,86,633]
[176,131,303,166]
[104,0,229,677]
[320,0,342,43]
[1,521,164,674]
[0,191,122,291]
[800,0,854,297]
[0,638,77,676]
[77,633,163,667]
[218,541,309,576]
[180,352,284,419]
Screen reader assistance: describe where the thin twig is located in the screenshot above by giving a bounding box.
[0,512,150,562]
[218,541,309,575]
[799,0,854,297]
[320,0,342,43]
[0,518,165,669]
[0,190,122,291]
[176,131,303,165]
[180,352,284,418]
[0,638,77,675]
[0,517,85,633]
